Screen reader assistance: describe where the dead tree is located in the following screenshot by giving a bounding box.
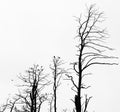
[50,56,66,112]
[67,4,118,112]
[17,64,50,112]
[0,64,50,112]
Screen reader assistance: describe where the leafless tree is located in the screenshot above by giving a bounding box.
[0,4,118,112]
[17,64,50,112]
[50,56,66,112]
[0,64,50,112]
[66,4,118,112]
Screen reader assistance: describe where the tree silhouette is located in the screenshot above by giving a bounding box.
[0,65,50,112]
[0,4,118,112]
[66,4,118,112]
[50,56,66,112]
[17,64,50,112]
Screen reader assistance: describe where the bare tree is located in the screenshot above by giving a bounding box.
[17,64,50,112]
[0,59,66,112]
[0,64,50,112]
[0,4,118,112]
[66,4,118,112]
[50,56,66,112]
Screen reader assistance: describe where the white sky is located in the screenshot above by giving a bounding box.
[0,0,120,112]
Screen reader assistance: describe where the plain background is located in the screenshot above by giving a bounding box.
[0,0,119,112]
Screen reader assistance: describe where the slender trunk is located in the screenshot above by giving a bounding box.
[54,84,57,112]
[78,57,82,112]
[54,64,57,112]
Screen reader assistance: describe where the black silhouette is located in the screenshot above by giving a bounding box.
[66,4,117,112]
[0,4,118,112]
[50,56,66,112]
[0,65,49,112]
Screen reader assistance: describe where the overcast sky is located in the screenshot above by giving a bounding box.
[0,0,120,112]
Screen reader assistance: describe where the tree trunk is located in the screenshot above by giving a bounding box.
[54,65,57,112]
[75,52,82,112]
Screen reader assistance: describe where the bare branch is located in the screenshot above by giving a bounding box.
[82,73,92,82]
[66,74,78,89]
[82,62,118,71]
[85,41,114,50]
[83,95,92,112]
[81,84,91,89]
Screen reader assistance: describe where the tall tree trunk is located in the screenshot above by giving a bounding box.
[77,56,82,112]
[54,64,57,112]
